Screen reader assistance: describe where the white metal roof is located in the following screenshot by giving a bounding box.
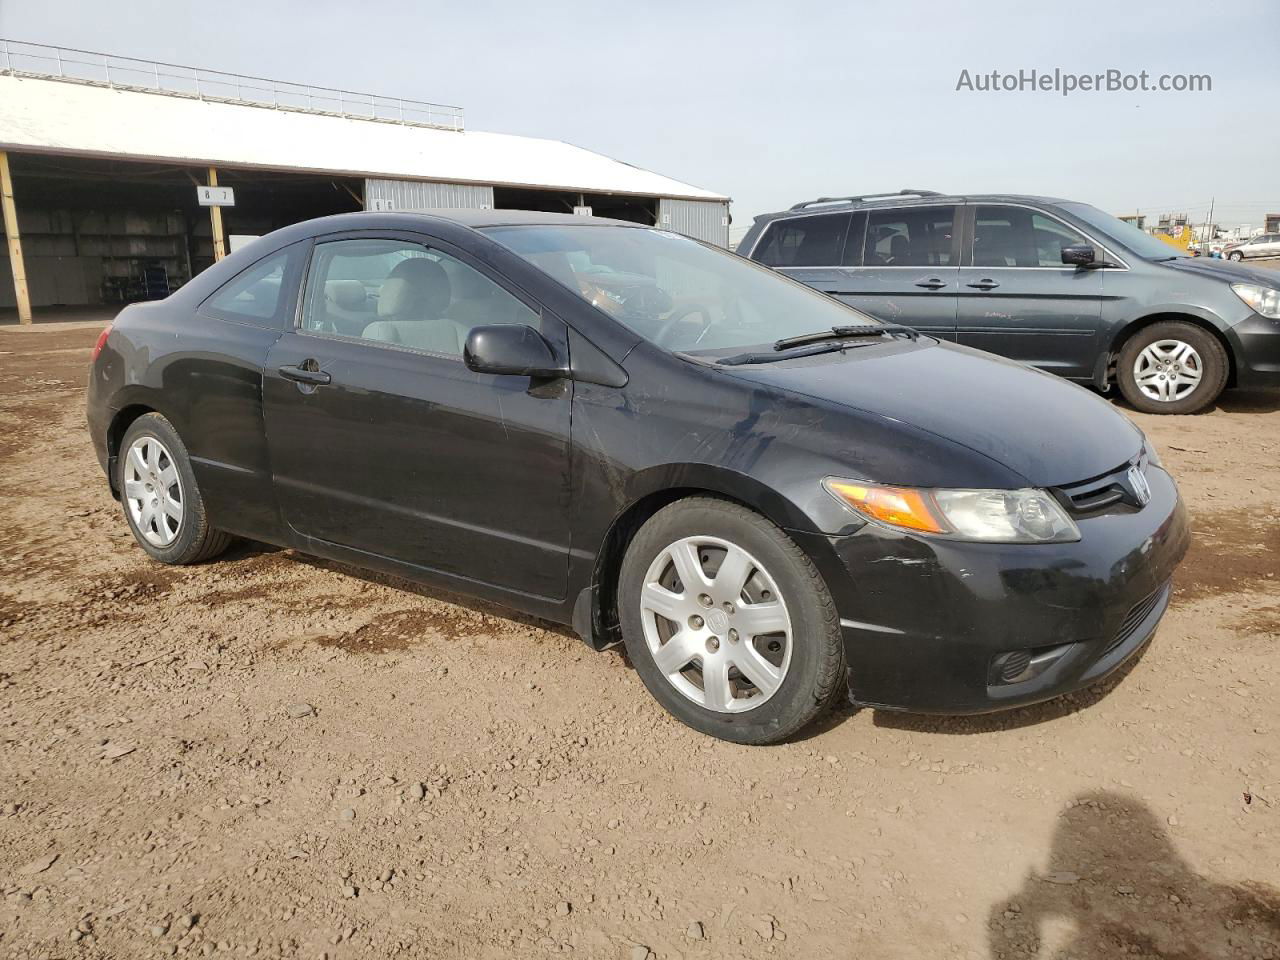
[0,75,728,202]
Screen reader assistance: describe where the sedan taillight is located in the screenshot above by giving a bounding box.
[91,323,113,363]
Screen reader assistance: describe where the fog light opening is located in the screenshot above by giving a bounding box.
[989,643,1074,686]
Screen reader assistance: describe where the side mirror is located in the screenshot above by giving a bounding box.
[464,324,566,378]
[1061,244,1097,267]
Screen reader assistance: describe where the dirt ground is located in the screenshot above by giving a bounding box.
[1,322,1277,960]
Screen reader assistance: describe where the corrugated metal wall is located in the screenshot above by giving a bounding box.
[364,179,494,210]
[658,198,730,247]
[363,182,731,247]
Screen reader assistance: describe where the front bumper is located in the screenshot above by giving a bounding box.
[1226,314,1280,387]
[793,465,1189,714]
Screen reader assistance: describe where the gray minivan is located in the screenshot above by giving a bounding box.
[738,191,1280,413]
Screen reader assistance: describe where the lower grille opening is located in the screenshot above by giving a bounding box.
[1103,583,1170,658]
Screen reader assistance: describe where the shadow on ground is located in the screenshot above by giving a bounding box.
[287,550,579,643]
[986,790,1280,959]
[1106,387,1280,416]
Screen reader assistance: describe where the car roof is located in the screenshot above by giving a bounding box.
[307,208,648,232]
[753,192,1075,227]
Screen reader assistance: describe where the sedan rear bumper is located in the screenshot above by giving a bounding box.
[793,465,1189,714]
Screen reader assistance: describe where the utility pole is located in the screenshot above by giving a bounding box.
[208,167,226,262]
[0,151,32,324]
[1200,197,1215,252]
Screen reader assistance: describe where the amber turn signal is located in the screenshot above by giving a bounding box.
[822,480,948,534]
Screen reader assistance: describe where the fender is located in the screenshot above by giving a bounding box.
[1107,302,1232,349]
[570,461,836,649]
[622,462,817,534]
[1101,306,1239,389]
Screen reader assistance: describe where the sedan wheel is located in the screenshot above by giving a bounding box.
[117,412,234,564]
[639,535,792,713]
[123,435,184,546]
[1228,251,1243,261]
[1132,339,1203,404]
[618,496,846,744]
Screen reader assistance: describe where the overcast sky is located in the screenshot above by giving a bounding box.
[3,0,1276,241]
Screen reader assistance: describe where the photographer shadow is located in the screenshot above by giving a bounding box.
[988,791,1279,959]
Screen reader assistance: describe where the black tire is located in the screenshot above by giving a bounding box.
[1115,321,1228,415]
[1228,251,1243,261]
[618,497,846,745]
[117,413,234,564]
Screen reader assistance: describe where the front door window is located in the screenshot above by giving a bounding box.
[300,238,541,355]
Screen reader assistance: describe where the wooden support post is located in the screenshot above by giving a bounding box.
[208,167,226,262]
[0,151,32,324]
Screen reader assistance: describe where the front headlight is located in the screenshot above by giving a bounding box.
[823,479,1081,543]
[1231,283,1280,319]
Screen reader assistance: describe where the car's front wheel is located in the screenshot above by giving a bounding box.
[1228,250,1243,261]
[117,413,234,564]
[1115,321,1229,414]
[618,497,846,744]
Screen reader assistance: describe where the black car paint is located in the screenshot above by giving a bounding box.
[88,210,1188,715]
[738,194,1280,391]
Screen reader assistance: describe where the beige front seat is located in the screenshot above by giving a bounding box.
[362,258,469,355]
[322,279,370,335]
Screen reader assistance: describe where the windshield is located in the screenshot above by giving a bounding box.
[1056,202,1187,261]
[482,224,877,353]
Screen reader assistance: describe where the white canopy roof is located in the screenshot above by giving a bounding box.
[0,75,727,201]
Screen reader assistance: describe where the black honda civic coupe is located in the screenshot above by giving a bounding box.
[87,210,1189,744]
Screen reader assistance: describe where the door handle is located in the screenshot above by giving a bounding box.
[914,277,948,290]
[278,363,332,386]
[966,279,1000,290]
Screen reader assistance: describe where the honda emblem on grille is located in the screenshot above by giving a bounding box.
[1127,466,1151,506]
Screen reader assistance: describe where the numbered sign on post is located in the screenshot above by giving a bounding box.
[197,186,236,207]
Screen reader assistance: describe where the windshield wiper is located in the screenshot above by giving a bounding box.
[773,324,918,351]
[717,340,878,366]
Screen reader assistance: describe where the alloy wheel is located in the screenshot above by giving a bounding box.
[1132,339,1203,403]
[123,435,184,546]
[638,535,792,713]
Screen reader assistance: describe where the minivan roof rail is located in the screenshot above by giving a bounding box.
[789,190,943,211]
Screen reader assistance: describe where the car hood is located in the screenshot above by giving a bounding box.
[721,339,1143,487]
[1160,255,1280,287]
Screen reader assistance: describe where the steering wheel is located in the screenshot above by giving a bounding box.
[653,302,718,349]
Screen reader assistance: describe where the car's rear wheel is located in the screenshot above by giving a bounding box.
[618,497,845,744]
[118,413,234,564]
[1116,321,1228,414]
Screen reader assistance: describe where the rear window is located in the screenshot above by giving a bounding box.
[753,213,850,267]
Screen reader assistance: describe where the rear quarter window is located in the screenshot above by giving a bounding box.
[199,243,306,328]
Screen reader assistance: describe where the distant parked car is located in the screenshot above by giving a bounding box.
[1224,234,1280,261]
[739,191,1280,413]
[88,210,1188,744]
